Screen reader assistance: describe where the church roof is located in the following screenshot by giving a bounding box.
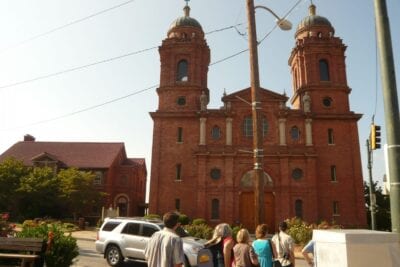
[169,5,202,31]
[0,141,134,169]
[296,4,333,32]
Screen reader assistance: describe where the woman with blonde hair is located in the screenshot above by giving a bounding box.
[233,228,259,267]
[204,223,235,267]
[252,224,275,267]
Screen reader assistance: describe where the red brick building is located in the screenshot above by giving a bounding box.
[0,135,147,218]
[149,4,366,231]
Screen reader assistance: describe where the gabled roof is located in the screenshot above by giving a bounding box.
[0,141,126,169]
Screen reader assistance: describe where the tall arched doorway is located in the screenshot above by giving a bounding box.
[239,170,275,233]
[114,194,129,217]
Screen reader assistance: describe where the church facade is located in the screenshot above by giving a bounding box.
[149,4,366,231]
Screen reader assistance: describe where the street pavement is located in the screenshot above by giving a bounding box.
[71,230,309,267]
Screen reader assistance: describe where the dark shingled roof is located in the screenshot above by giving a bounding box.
[0,141,127,169]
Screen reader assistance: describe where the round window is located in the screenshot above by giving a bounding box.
[292,168,303,180]
[210,168,221,180]
[323,97,332,107]
[177,96,186,106]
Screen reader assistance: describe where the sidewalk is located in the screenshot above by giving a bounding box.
[71,229,97,242]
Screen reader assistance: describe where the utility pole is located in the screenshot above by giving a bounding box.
[373,0,400,234]
[245,0,265,229]
[366,139,377,230]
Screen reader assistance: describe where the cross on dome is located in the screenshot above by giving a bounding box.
[184,0,190,6]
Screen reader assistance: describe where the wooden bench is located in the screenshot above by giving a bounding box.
[0,237,45,267]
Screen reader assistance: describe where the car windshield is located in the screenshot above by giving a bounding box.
[154,224,188,238]
[175,226,189,237]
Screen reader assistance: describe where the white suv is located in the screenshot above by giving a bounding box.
[95,217,205,266]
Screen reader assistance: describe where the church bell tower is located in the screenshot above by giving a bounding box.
[289,4,351,114]
[157,3,210,112]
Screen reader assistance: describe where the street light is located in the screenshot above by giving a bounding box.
[245,0,291,230]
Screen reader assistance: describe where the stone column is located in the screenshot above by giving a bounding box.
[200,117,207,145]
[305,118,313,146]
[226,118,233,146]
[278,118,287,145]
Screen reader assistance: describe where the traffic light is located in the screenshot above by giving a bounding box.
[370,124,381,150]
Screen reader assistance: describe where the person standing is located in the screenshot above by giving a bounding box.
[144,211,185,267]
[233,228,259,267]
[301,240,315,267]
[204,223,235,267]
[272,221,295,267]
[252,224,274,267]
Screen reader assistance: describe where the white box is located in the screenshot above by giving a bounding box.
[313,229,400,267]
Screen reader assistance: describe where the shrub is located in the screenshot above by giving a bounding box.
[231,225,242,242]
[286,217,342,245]
[17,222,79,267]
[286,217,312,245]
[144,214,161,220]
[184,223,213,239]
[192,218,207,225]
[178,214,190,225]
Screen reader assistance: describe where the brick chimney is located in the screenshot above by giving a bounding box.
[24,134,36,142]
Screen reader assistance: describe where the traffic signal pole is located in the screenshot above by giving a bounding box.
[373,0,400,234]
[366,139,377,230]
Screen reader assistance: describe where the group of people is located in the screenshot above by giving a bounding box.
[203,221,295,267]
[144,211,300,267]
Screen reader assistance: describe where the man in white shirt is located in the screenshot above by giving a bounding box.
[145,211,185,267]
[272,221,295,267]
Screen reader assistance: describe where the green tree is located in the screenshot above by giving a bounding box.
[17,167,61,219]
[364,181,391,231]
[57,168,106,219]
[0,158,29,214]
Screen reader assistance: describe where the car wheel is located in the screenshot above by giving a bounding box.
[106,245,124,266]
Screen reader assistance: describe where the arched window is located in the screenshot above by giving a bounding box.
[211,199,220,219]
[328,128,334,144]
[262,117,269,137]
[176,164,182,180]
[177,60,188,81]
[177,127,183,143]
[243,116,252,137]
[211,126,221,140]
[243,116,268,137]
[295,199,303,218]
[319,59,330,81]
[290,126,300,141]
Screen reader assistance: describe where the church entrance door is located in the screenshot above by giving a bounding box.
[239,192,275,233]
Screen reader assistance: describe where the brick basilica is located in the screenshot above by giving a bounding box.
[148,3,367,231]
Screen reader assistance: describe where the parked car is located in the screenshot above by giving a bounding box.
[95,217,205,266]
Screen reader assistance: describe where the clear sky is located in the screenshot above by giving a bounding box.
[0,0,399,193]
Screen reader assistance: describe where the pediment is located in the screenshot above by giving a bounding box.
[223,87,288,104]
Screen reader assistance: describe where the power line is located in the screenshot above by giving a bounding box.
[0,24,242,91]
[0,46,158,91]
[1,1,305,129]
[206,23,244,35]
[1,84,158,131]
[210,48,248,66]
[0,0,136,55]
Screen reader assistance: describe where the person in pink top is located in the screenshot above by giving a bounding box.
[204,223,235,267]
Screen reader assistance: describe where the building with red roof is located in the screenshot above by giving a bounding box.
[0,134,147,219]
